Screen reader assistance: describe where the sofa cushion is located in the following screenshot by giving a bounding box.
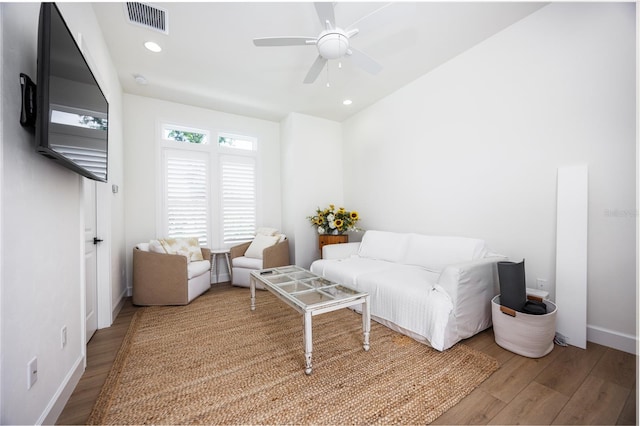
[404,234,488,272]
[311,257,397,288]
[358,230,410,263]
[245,234,280,259]
[232,256,263,269]
[187,260,211,279]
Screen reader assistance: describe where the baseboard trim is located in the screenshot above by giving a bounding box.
[211,272,231,284]
[40,354,85,425]
[587,324,637,355]
[111,289,128,324]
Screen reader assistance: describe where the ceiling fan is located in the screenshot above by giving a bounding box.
[253,3,384,84]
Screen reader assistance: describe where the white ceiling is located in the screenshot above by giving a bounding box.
[92,2,547,122]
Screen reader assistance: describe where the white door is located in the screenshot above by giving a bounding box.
[84,180,99,342]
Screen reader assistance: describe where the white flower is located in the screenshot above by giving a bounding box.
[329,221,336,229]
[327,214,335,221]
[317,226,325,234]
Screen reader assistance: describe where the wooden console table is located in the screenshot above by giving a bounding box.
[318,234,348,258]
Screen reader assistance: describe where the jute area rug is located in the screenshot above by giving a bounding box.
[88,285,498,425]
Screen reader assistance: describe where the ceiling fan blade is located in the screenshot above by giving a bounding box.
[314,2,335,30]
[303,56,328,84]
[348,47,382,75]
[253,37,317,47]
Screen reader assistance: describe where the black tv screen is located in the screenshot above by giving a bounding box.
[36,3,109,182]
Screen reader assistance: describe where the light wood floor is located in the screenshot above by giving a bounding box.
[57,283,637,425]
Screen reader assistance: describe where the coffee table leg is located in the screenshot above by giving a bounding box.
[250,276,256,311]
[304,312,313,375]
[362,295,371,351]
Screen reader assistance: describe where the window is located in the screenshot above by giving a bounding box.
[162,124,209,145]
[218,133,256,151]
[158,124,258,248]
[162,149,209,246]
[220,156,256,244]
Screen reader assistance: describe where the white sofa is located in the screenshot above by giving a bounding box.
[310,230,504,351]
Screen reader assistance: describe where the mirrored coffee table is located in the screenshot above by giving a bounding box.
[250,265,370,375]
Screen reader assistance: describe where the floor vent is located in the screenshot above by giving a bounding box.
[125,2,168,35]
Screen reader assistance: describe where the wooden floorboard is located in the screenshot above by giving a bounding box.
[56,296,139,425]
[57,284,638,425]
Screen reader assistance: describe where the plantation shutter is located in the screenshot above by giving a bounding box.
[221,155,256,244]
[163,149,209,246]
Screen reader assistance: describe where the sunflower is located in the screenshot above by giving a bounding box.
[308,204,361,234]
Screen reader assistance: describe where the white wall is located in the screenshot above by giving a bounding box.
[0,3,124,423]
[342,3,636,351]
[281,112,343,268]
[56,3,127,326]
[123,94,281,289]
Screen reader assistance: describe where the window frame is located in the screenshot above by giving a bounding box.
[161,123,210,145]
[156,121,260,249]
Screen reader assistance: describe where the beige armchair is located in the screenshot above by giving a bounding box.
[230,239,290,289]
[133,244,211,305]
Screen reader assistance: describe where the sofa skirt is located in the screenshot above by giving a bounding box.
[491,295,557,358]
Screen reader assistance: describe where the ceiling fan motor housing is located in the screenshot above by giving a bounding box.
[317,29,349,59]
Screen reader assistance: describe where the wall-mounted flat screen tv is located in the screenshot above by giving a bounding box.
[36,3,109,182]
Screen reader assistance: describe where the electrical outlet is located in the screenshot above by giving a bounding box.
[61,326,67,348]
[27,357,38,389]
[537,278,547,290]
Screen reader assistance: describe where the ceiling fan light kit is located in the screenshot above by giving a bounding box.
[317,30,349,60]
[252,2,382,84]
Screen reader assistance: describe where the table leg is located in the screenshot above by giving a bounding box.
[214,253,220,283]
[209,253,216,283]
[304,312,313,375]
[250,276,256,311]
[362,295,371,351]
[224,252,232,281]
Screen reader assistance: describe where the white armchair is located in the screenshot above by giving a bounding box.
[230,235,290,289]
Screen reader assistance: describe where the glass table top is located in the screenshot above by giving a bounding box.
[252,265,364,310]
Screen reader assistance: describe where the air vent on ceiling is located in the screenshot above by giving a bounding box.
[125,2,168,35]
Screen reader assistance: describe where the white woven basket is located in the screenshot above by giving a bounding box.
[491,295,557,358]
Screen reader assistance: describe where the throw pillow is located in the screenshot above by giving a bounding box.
[244,234,280,259]
[256,227,279,236]
[159,237,204,262]
[149,239,165,254]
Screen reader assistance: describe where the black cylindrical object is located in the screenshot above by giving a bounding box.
[498,260,527,312]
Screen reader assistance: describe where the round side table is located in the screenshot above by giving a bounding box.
[210,248,232,283]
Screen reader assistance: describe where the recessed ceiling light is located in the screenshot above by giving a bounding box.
[144,41,162,53]
[133,74,148,85]
[343,99,353,106]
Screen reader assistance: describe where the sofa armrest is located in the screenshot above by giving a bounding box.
[230,241,251,260]
[322,242,361,260]
[263,239,290,269]
[437,256,506,338]
[132,247,189,305]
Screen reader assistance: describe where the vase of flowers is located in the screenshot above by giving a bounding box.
[308,204,361,235]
